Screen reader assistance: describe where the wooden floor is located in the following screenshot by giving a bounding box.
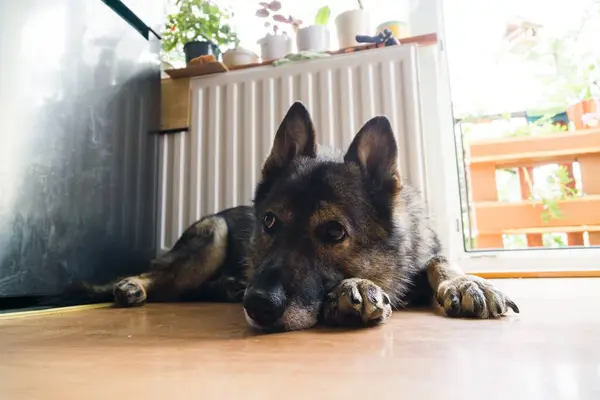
[1,278,599,399]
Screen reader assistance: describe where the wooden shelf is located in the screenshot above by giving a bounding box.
[160,77,191,132]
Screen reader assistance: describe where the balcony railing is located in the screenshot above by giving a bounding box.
[467,128,600,248]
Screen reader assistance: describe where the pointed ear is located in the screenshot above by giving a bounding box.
[344,116,401,188]
[262,101,317,177]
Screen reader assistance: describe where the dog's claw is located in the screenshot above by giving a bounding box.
[450,295,460,311]
[507,299,520,313]
[349,286,362,305]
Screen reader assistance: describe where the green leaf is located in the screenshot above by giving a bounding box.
[160,0,239,55]
[314,6,331,26]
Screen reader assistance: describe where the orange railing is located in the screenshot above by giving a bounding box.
[467,128,600,248]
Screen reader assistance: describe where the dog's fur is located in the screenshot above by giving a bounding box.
[102,102,518,332]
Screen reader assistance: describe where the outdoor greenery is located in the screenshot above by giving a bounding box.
[520,165,581,224]
[458,1,600,250]
[162,0,239,55]
[502,114,567,138]
[524,1,600,106]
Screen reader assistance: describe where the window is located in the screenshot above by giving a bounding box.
[415,0,600,273]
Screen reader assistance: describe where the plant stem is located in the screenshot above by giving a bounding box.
[357,0,364,9]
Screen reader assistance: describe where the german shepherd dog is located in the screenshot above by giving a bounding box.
[106,102,519,332]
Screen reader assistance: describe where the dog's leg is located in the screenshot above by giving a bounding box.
[113,215,229,307]
[321,278,393,327]
[426,255,520,318]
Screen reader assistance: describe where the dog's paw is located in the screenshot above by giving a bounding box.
[437,275,519,318]
[323,278,392,327]
[113,278,146,307]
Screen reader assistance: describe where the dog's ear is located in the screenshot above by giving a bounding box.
[344,116,401,189]
[262,102,317,177]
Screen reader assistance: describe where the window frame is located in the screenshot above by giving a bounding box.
[412,0,600,275]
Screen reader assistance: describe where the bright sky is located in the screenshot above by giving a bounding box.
[443,0,600,116]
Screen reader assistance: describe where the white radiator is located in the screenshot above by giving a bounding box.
[158,45,431,251]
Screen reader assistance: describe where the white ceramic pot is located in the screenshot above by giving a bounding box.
[335,9,371,49]
[257,33,292,62]
[296,25,330,52]
[222,47,259,68]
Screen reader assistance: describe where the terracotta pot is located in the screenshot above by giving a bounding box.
[566,102,585,129]
[583,97,599,113]
[567,98,599,130]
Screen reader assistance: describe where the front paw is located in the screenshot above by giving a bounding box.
[114,278,146,307]
[323,278,392,327]
[437,275,519,318]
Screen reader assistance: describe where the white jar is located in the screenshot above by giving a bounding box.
[296,25,330,52]
[257,33,292,62]
[334,9,371,49]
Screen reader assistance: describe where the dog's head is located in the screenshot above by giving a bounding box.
[243,102,402,332]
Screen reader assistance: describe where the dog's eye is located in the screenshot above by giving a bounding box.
[263,212,278,233]
[321,221,347,243]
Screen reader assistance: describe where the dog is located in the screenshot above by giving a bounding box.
[101,101,519,332]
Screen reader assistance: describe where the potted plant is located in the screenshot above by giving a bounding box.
[162,0,239,64]
[335,0,371,49]
[255,1,301,62]
[566,66,600,130]
[296,6,331,52]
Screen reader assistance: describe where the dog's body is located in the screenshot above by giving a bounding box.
[108,102,519,332]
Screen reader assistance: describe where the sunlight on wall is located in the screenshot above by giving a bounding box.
[1,3,67,216]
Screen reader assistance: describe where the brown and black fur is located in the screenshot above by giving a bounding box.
[100,102,519,332]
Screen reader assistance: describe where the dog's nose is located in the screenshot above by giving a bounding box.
[243,287,286,326]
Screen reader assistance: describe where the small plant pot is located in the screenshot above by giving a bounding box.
[183,41,220,64]
[376,20,410,39]
[222,47,259,68]
[257,33,292,62]
[567,98,600,130]
[335,9,371,49]
[296,25,330,52]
